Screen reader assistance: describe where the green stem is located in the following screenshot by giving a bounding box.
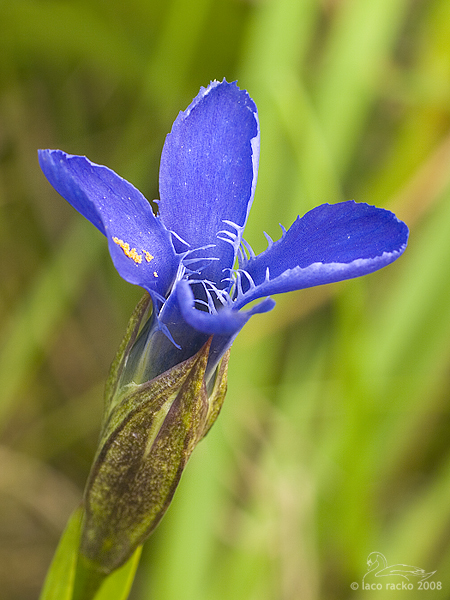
[72,555,107,600]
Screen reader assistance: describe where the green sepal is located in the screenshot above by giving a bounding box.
[103,293,152,420]
[79,337,212,573]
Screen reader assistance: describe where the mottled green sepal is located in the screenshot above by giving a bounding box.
[202,349,230,439]
[80,338,211,573]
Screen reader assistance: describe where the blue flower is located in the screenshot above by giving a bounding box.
[38,80,410,574]
[38,79,408,385]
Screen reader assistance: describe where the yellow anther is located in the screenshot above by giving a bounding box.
[143,250,154,263]
[112,237,142,264]
[153,271,158,278]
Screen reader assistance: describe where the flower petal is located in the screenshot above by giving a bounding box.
[38,149,179,297]
[127,280,273,386]
[236,201,409,307]
[177,280,275,336]
[158,80,259,286]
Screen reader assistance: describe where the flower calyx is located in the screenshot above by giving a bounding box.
[79,300,229,574]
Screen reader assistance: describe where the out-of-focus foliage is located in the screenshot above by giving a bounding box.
[1,0,450,598]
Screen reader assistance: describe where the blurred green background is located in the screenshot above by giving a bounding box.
[1,0,450,598]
